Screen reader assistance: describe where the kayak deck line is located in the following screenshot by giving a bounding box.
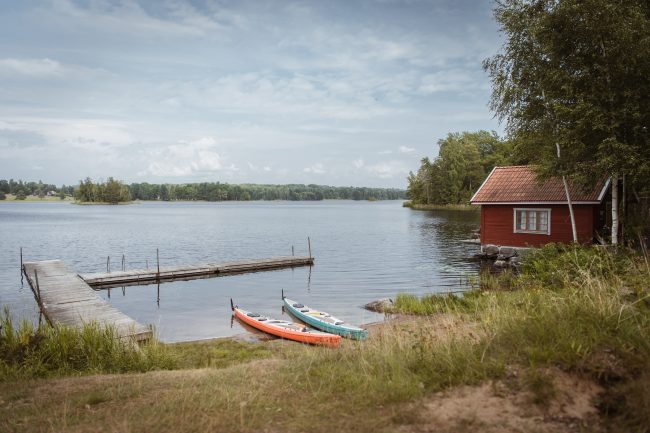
[282,291,369,340]
[79,256,314,289]
[231,299,341,347]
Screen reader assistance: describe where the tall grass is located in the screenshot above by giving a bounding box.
[0,309,176,379]
[385,244,650,431]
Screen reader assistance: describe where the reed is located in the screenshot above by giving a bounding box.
[0,310,176,379]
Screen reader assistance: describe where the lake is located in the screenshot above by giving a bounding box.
[0,201,481,342]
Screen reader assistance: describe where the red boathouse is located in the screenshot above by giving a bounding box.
[470,166,610,248]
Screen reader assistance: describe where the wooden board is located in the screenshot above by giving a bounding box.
[79,256,314,288]
[22,260,152,341]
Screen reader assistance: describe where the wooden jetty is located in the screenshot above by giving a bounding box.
[79,256,314,289]
[22,260,152,341]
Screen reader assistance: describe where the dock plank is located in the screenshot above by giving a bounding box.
[79,256,314,288]
[23,261,152,341]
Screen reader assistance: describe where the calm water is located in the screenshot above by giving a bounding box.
[0,201,480,342]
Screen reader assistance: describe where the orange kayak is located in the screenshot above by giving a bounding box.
[231,300,340,347]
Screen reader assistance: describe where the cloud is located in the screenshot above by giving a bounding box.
[353,158,365,169]
[399,145,415,154]
[303,163,326,174]
[364,160,410,179]
[144,136,234,177]
[0,58,64,77]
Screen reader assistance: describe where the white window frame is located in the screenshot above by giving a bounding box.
[513,208,551,235]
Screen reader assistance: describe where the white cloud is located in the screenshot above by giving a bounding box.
[0,58,63,77]
[364,160,410,179]
[353,158,365,169]
[144,136,233,177]
[303,163,326,174]
[399,145,415,154]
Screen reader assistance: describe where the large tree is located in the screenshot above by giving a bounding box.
[484,0,650,244]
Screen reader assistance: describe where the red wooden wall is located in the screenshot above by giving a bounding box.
[480,204,595,247]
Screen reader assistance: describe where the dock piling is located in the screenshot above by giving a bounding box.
[122,254,125,271]
[106,256,110,273]
[156,248,160,281]
[20,247,23,272]
[34,269,41,303]
[292,245,294,256]
[307,237,312,261]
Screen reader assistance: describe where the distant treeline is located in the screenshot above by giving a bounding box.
[407,131,517,205]
[0,179,73,200]
[128,182,405,201]
[0,178,406,203]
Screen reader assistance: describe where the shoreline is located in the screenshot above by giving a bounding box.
[402,201,478,211]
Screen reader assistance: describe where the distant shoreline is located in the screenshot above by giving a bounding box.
[402,201,478,211]
[1,197,403,204]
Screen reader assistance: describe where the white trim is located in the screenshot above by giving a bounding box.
[473,201,600,205]
[469,166,498,203]
[597,178,611,202]
[513,208,552,235]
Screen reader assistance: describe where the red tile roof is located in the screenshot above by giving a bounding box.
[470,166,609,204]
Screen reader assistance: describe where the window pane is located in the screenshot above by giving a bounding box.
[539,211,548,232]
[517,211,526,230]
[527,211,536,231]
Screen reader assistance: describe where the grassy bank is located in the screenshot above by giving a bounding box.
[1,245,648,432]
[0,194,73,202]
[403,201,478,211]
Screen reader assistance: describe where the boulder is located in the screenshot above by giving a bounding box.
[499,247,517,258]
[483,244,499,258]
[364,298,394,313]
[493,259,507,268]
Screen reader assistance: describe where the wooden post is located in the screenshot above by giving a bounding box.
[20,247,23,272]
[157,248,160,281]
[292,245,294,256]
[107,256,110,273]
[146,259,149,270]
[122,254,125,272]
[34,269,41,303]
[157,283,160,307]
[307,237,312,261]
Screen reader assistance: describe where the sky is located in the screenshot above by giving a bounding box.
[0,0,502,188]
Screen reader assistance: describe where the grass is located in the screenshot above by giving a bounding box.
[1,244,648,432]
[0,310,275,380]
[0,194,73,202]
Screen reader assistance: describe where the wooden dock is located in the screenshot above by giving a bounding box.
[79,256,314,288]
[22,260,152,341]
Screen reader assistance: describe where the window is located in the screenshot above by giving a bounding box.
[514,208,550,235]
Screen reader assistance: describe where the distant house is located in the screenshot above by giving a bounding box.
[470,166,610,248]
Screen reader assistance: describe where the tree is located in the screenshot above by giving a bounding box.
[406,131,515,205]
[0,191,5,200]
[484,0,650,244]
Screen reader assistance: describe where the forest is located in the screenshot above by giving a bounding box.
[0,178,405,203]
[406,130,516,205]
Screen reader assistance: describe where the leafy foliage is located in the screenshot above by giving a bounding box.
[484,0,650,189]
[75,177,131,204]
[406,131,516,205]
